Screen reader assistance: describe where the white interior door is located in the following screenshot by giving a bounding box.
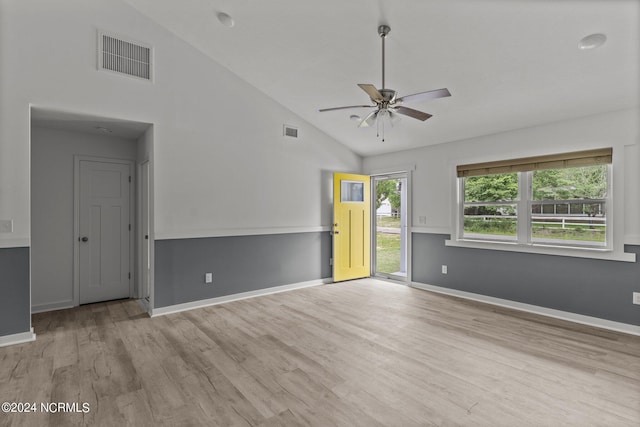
[78,160,131,304]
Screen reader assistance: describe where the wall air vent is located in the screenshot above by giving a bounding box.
[283,125,299,139]
[98,31,152,81]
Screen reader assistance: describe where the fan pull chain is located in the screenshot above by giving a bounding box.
[376,114,385,142]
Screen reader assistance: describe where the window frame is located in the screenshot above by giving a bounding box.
[451,158,627,260]
[458,167,611,249]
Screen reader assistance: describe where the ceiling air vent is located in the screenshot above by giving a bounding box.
[98,31,152,81]
[283,125,299,139]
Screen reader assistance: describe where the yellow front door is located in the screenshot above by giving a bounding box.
[333,172,371,282]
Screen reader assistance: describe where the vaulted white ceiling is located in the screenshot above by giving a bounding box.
[124,0,639,156]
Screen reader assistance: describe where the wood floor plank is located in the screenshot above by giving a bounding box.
[2,278,639,426]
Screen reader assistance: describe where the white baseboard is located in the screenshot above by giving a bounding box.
[411,281,640,337]
[0,328,36,348]
[31,300,74,314]
[151,278,332,317]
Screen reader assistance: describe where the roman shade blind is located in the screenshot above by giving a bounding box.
[456,148,612,178]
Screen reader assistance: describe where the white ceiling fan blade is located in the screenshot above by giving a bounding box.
[396,88,451,105]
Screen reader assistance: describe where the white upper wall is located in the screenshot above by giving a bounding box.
[0,0,361,247]
[364,108,640,246]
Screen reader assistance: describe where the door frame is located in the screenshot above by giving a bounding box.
[370,170,412,284]
[136,159,152,307]
[73,155,136,306]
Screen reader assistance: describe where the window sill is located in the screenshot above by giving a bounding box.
[444,239,636,262]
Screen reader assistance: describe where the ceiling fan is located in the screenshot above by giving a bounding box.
[319,25,451,139]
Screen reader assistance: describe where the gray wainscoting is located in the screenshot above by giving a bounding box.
[412,233,640,326]
[154,231,331,308]
[0,247,30,336]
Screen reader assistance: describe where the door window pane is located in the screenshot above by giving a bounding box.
[341,181,364,202]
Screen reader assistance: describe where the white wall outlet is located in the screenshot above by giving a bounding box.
[442,265,448,274]
[205,272,213,284]
[418,216,427,225]
[0,219,13,233]
[633,292,640,305]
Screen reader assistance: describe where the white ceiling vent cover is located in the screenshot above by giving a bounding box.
[98,31,152,81]
[283,125,299,139]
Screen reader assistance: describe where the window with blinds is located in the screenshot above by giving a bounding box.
[458,148,612,248]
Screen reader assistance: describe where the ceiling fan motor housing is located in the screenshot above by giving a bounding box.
[379,89,397,105]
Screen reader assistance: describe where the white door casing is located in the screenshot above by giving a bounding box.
[140,160,150,300]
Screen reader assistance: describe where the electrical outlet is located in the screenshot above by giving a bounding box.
[442,265,448,274]
[633,292,640,305]
[205,273,213,284]
[0,219,13,233]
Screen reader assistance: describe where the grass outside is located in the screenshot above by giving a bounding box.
[532,225,605,242]
[376,232,401,273]
[464,218,605,243]
[376,216,402,273]
[376,216,401,228]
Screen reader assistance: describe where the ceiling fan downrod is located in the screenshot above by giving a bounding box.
[379,25,390,90]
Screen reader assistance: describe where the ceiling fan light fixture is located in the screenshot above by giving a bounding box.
[578,33,606,50]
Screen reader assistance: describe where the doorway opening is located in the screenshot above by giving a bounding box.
[29,107,154,314]
[373,173,408,280]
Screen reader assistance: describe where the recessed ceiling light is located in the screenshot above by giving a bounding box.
[350,115,361,121]
[217,12,235,28]
[96,126,112,133]
[578,33,606,50]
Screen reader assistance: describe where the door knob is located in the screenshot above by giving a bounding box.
[81,236,89,242]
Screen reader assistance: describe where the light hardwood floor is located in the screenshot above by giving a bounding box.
[1,278,639,426]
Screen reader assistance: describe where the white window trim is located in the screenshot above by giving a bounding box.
[449,159,635,263]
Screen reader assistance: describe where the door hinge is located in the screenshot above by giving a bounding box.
[128,224,131,231]
[128,272,131,279]
[129,176,132,183]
